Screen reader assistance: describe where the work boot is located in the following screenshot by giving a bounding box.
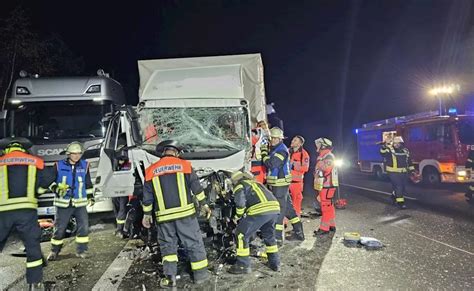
[76,251,89,259]
[268,263,281,272]
[28,283,44,291]
[159,275,177,289]
[228,264,252,274]
[286,231,305,241]
[329,226,336,232]
[398,203,407,209]
[313,229,330,236]
[193,270,210,284]
[47,251,58,261]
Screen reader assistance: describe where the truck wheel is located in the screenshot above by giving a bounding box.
[423,167,440,185]
[373,166,384,180]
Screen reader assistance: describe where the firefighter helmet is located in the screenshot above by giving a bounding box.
[269,127,285,139]
[393,136,404,144]
[0,137,32,154]
[66,142,84,154]
[156,140,181,155]
[315,138,333,149]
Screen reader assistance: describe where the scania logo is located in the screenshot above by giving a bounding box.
[37,149,64,156]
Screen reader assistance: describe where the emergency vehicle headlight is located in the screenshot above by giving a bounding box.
[457,170,467,177]
[86,85,101,93]
[335,159,344,168]
[16,87,30,95]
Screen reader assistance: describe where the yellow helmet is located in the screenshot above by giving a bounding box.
[66,142,83,154]
[269,127,284,139]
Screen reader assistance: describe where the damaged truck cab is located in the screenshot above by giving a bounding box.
[95,54,267,238]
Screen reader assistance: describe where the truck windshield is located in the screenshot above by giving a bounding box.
[139,106,250,153]
[11,101,111,141]
[457,119,474,144]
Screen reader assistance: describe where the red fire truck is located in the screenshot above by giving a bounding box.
[357,110,474,184]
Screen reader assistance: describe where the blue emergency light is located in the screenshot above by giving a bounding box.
[448,108,457,116]
[354,128,359,134]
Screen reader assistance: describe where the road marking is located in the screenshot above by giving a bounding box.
[341,183,417,200]
[92,241,135,291]
[391,225,474,256]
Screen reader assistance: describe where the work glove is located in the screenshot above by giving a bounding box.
[232,215,240,225]
[87,194,95,207]
[200,204,212,220]
[142,214,153,229]
[260,143,269,153]
[51,183,69,197]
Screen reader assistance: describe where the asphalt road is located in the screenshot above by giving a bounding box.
[2,170,473,289]
[316,169,473,290]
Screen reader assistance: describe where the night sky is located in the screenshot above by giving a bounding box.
[2,0,474,156]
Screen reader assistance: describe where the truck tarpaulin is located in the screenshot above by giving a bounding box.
[138,54,267,124]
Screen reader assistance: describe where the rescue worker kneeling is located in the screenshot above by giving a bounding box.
[228,171,281,274]
[0,137,53,290]
[47,141,94,261]
[142,140,211,288]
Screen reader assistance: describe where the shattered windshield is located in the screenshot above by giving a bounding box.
[11,101,111,141]
[139,106,250,153]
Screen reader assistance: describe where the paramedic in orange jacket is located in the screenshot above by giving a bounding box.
[289,135,310,216]
[313,138,338,236]
[250,121,270,183]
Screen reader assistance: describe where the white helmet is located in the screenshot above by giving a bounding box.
[66,141,83,154]
[393,136,404,144]
[315,137,333,149]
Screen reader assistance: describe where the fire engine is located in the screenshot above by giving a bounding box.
[356,110,474,184]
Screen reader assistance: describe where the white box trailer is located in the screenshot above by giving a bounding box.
[95,54,268,199]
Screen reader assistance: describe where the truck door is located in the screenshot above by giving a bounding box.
[94,107,140,197]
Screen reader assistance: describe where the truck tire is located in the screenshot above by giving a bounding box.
[373,166,384,180]
[422,166,440,185]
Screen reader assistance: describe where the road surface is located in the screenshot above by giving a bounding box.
[2,171,472,289]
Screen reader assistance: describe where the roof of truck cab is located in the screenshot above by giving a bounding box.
[11,76,125,103]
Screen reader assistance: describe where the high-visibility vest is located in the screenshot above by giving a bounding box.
[53,159,92,208]
[0,151,44,212]
[143,156,205,223]
[233,179,280,217]
[314,150,339,190]
[265,142,292,186]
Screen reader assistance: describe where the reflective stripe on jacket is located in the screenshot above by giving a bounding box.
[380,145,414,173]
[314,150,339,190]
[53,159,92,208]
[290,148,310,182]
[233,179,280,217]
[264,142,292,186]
[0,151,45,212]
[142,156,206,223]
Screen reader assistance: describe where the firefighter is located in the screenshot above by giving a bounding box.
[289,135,310,216]
[313,138,338,236]
[228,171,280,274]
[261,127,304,244]
[0,137,53,290]
[113,140,131,238]
[465,148,474,203]
[380,136,414,209]
[142,140,211,288]
[47,141,95,261]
